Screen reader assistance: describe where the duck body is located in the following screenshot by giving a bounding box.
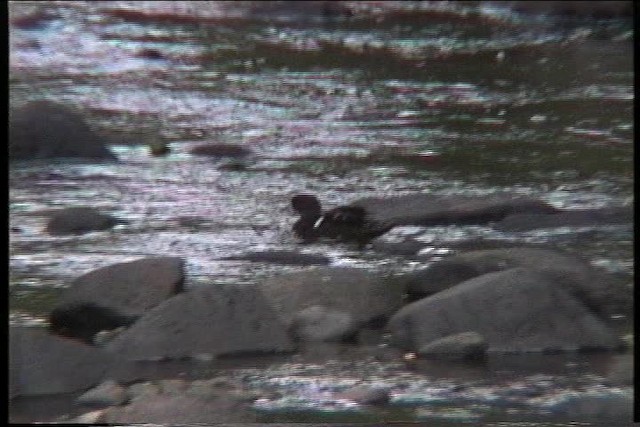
[291,194,391,245]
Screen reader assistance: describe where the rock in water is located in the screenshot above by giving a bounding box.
[46,207,122,236]
[10,100,116,160]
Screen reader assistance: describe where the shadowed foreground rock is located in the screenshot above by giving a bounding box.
[260,267,404,342]
[46,207,123,236]
[56,257,185,318]
[10,327,117,398]
[105,285,295,360]
[10,100,116,161]
[387,268,622,353]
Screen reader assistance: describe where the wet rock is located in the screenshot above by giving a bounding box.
[222,250,330,266]
[49,303,137,345]
[290,305,357,342]
[45,207,122,236]
[417,331,488,361]
[494,206,633,232]
[400,247,631,319]
[260,267,404,331]
[9,100,116,161]
[335,385,390,405]
[9,326,117,399]
[351,193,559,228]
[103,394,256,424]
[56,257,185,318]
[105,285,294,361]
[76,380,129,408]
[189,143,252,157]
[387,268,622,354]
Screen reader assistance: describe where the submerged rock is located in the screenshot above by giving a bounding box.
[45,207,122,236]
[56,257,185,318]
[104,285,294,361]
[9,100,116,161]
[9,326,116,399]
[222,250,330,266]
[387,268,622,354]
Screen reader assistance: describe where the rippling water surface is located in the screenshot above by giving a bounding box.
[9,1,633,424]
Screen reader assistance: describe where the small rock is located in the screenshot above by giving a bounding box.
[335,385,390,405]
[418,331,488,361]
[76,380,128,407]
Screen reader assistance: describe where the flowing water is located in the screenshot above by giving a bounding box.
[8,1,634,424]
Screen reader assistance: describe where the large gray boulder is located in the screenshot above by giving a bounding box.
[9,100,116,161]
[105,285,295,360]
[56,257,185,318]
[387,268,622,353]
[400,247,631,320]
[260,267,404,331]
[46,207,123,236]
[10,327,117,399]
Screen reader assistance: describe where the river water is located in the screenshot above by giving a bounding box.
[9,1,634,424]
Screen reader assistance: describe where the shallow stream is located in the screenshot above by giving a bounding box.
[9,1,633,424]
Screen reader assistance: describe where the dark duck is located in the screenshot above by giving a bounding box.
[291,194,391,245]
